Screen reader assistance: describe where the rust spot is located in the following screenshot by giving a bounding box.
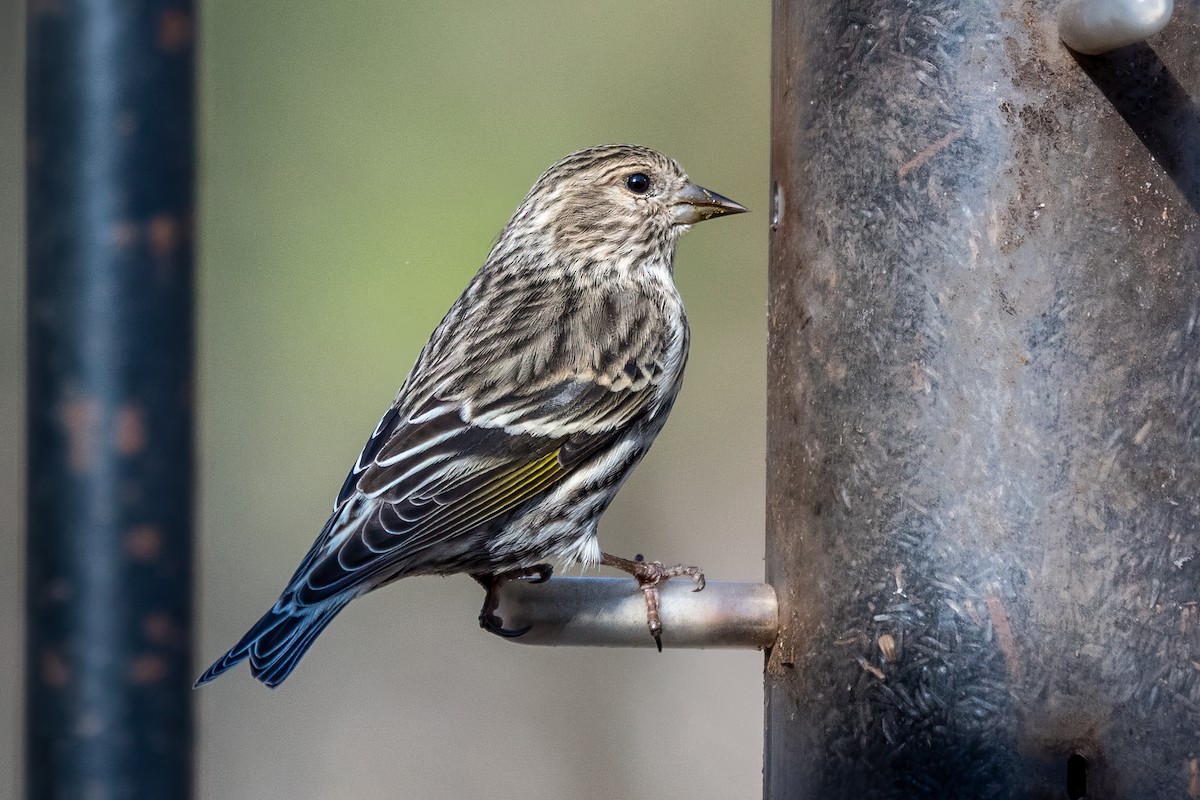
[115,404,146,456]
[1189,758,1200,799]
[60,397,100,474]
[143,613,174,644]
[898,128,965,179]
[129,654,168,684]
[985,594,1022,681]
[147,214,180,260]
[159,9,193,52]
[125,525,162,561]
[41,648,70,687]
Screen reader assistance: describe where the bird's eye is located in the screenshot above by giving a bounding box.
[624,173,651,195]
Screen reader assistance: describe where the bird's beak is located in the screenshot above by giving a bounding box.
[670,182,748,225]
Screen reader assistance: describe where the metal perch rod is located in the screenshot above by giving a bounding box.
[492,577,778,649]
[1058,0,1173,54]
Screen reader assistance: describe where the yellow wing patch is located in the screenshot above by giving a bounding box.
[409,449,568,547]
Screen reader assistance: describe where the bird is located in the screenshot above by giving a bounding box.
[195,144,746,688]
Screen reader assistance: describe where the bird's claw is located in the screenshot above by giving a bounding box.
[478,610,532,638]
[523,564,553,584]
[601,552,704,651]
[641,583,665,653]
[473,564,553,639]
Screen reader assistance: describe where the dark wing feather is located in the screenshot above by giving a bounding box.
[286,380,650,607]
[334,405,404,509]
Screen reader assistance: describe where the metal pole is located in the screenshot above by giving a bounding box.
[767,0,1199,796]
[493,578,778,649]
[26,3,195,798]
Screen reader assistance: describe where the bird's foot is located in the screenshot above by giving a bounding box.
[600,552,705,652]
[473,564,554,638]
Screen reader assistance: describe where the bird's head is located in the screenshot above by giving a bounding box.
[498,145,747,276]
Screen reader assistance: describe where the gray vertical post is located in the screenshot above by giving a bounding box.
[26,2,195,798]
[767,0,1199,796]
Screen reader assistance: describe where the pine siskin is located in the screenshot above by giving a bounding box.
[196,144,746,687]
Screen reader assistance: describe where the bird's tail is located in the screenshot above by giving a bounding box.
[194,596,351,689]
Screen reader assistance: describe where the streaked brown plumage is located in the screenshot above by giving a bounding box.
[196,144,746,687]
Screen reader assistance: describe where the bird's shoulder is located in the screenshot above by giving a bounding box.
[401,269,687,416]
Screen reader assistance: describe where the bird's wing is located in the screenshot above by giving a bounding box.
[286,375,659,607]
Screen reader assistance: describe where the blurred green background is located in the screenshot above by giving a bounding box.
[2,1,770,797]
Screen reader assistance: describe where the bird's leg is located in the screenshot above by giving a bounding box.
[600,552,705,652]
[473,564,554,638]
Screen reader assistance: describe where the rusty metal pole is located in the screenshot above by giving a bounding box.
[26,3,196,798]
[767,0,1199,796]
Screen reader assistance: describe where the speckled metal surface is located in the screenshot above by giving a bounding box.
[26,3,195,798]
[766,0,1200,795]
